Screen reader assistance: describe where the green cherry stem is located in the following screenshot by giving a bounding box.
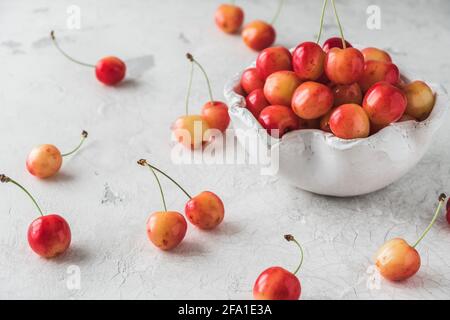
[185,54,195,116]
[330,0,347,49]
[61,130,88,157]
[316,0,329,44]
[271,0,285,25]
[187,53,214,103]
[284,235,304,276]
[0,175,44,217]
[50,31,96,68]
[138,160,192,200]
[412,193,447,249]
[137,160,167,212]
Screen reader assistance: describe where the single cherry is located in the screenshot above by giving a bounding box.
[241,68,265,95]
[361,47,392,63]
[215,3,244,34]
[245,89,270,118]
[137,160,187,251]
[258,105,301,138]
[140,161,225,230]
[26,130,88,179]
[263,71,302,107]
[358,60,400,93]
[403,81,436,121]
[329,104,370,139]
[375,194,447,281]
[0,175,71,258]
[256,46,293,80]
[291,81,334,120]
[253,235,304,300]
[242,0,285,51]
[331,83,363,107]
[50,31,126,86]
[363,82,407,126]
[322,37,353,53]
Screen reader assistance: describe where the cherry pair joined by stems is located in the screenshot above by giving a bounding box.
[375,194,447,281]
[242,0,285,51]
[137,159,225,251]
[172,54,230,149]
[50,31,126,86]
[253,235,303,300]
[0,175,71,258]
[26,130,88,179]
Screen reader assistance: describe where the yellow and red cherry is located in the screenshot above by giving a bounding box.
[242,0,285,51]
[329,104,370,139]
[331,83,363,107]
[325,47,364,85]
[172,115,210,150]
[215,3,244,34]
[26,131,88,179]
[361,47,392,63]
[263,71,302,107]
[256,46,293,80]
[253,235,304,300]
[246,89,270,118]
[185,191,225,230]
[242,20,276,52]
[403,81,436,121]
[292,42,326,81]
[375,194,447,281]
[259,105,300,138]
[137,160,187,251]
[363,82,407,126]
[140,161,225,231]
[0,175,71,258]
[241,68,265,95]
[186,54,230,132]
[291,81,334,120]
[358,60,400,93]
[50,31,126,86]
[322,37,353,53]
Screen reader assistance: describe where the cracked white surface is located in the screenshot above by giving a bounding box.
[0,0,449,300]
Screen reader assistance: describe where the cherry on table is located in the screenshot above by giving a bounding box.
[375,194,447,281]
[253,235,304,300]
[241,0,285,51]
[0,175,71,258]
[137,160,187,251]
[139,161,225,230]
[215,3,244,34]
[50,31,126,86]
[26,130,88,179]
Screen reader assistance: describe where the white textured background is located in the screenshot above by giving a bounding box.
[0,0,449,300]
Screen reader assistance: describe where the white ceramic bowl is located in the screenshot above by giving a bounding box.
[224,64,448,197]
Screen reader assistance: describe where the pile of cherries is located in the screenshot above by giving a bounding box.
[234,1,436,140]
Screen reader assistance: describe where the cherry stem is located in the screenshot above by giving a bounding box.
[0,175,44,217]
[331,0,346,49]
[187,53,214,103]
[412,194,447,249]
[137,160,167,212]
[50,31,96,68]
[284,235,304,276]
[185,56,195,116]
[138,160,192,200]
[61,131,88,157]
[271,0,285,25]
[316,0,329,44]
